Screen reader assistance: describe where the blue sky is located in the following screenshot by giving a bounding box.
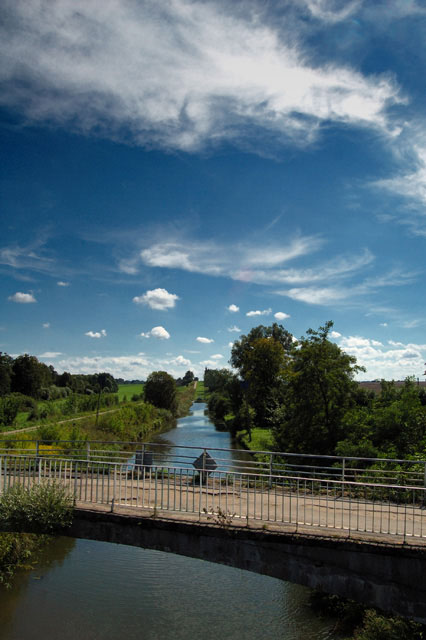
[1,0,426,381]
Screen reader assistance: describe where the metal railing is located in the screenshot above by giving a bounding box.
[1,439,426,487]
[1,453,426,540]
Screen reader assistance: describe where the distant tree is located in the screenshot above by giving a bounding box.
[0,353,13,397]
[11,355,54,398]
[57,371,73,388]
[182,370,195,386]
[273,321,364,455]
[144,371,177,414]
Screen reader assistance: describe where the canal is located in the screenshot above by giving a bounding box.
[0,403,338,639]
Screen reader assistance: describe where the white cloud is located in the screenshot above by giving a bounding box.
[85,329,107,339]
[200,359,230,368]
[0,2,401,154]
[303,0,362,23]
[42,322,50,329]
[380,322,388,327]
[57,354,151,378]
[162,355,191,368]
[210,354,224,360]
[227,304,239,313]
[133,288,179,310]
[38,352,62,358]
[336,335,426,380]
[330,330,342,339]
[274,312,290,321]
[196,336,214,344]
[228,325,241,333]
[228,342,234,348]
[57,281,70,287]
[246,308,272,317]
[8,292,37,304]
[141,326,171,340]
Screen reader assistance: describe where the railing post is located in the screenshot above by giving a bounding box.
[268,453,273,489]
[113,464,117,508]
[86,441,90,462]
[423,462,426,489]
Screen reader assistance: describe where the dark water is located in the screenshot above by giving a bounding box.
[0,403,338,640]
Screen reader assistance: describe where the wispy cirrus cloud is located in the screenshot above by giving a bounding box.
[0,0,401,153]
[138,235,323,283]
[0,241,55,275]
[277,267,418,306]
[373,144,426,237]
[302,0,362,23]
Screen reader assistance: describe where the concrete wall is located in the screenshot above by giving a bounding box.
[68,508,426,623]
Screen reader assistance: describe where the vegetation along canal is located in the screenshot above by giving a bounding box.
[0,403,337,639]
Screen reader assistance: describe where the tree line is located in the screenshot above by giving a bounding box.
[205,321,426,460]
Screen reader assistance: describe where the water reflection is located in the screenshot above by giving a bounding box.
[0,536,75,639]
[0,539,336,640]
[147,402,253,471]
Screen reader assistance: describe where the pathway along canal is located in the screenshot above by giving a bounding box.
[0,402,338,640]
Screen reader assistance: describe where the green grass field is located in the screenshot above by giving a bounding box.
[117,383,144,401]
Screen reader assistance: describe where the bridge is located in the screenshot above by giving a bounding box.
[2,440,426,622]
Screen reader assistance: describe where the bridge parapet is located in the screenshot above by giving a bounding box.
[1,452,426,543]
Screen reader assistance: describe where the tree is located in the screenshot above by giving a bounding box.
[182,370,195,386]
[230,324,292,427]
[144,371,177,414]
[11,354,54,398]
[0,353,13,397]
[273,321,364,455]
[230,323,293,374]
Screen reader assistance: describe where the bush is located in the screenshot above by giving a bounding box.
[37,423,61,444]
[0,396,21,426]
[0,483,73,533]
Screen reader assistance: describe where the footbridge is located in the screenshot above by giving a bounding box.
[2,440,426,622]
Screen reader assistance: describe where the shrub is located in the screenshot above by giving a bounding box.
[0,483,73,533]
[37,423,61,444]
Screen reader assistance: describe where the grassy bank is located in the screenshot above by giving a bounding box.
[236,427,274,452]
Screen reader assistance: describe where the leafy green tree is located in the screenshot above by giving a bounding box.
[230,324,292,427]
[230,323,293,374]
[144,371,177,414]
[273,321,364,455]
